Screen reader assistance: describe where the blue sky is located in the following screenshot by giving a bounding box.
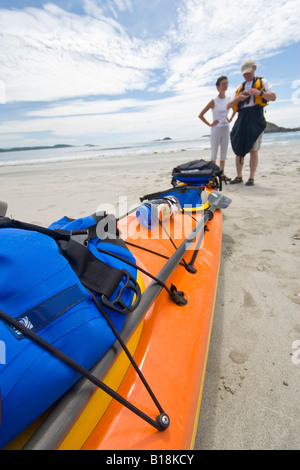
[0,0,300,148]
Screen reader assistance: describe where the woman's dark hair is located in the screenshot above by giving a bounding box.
[216,76,228,87]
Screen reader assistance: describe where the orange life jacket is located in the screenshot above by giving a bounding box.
[234,77,268,113]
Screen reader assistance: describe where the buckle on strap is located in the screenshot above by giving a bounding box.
[101,269,141,314]
[70,229,89,246]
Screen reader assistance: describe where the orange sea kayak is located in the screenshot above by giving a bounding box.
[3,189,231,450]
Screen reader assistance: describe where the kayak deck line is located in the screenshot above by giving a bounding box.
[3,189,231,450]
[22,206,209,450]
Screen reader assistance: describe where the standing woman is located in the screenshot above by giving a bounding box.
[198,76,235,182]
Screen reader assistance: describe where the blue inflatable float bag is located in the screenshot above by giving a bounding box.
[171,159,222,190]
[140,184,209,212]
[0,214,140,449]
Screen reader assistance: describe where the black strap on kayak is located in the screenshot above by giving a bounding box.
[125,240,187,268]
[96,246,187,306]
[0,216,141,314]
[57,238,141,314]
[118,207,197,275]
[124,213,198,274]
[185,211,212,271]
[0,217,70,241]
[85,288,169,429]
[0,307,170,432]
[157,219,191,273]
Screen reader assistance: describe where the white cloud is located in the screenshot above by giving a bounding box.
[264,104,300,128]
[0,87,215,145]
[1,0,300,103]
[0,0,300,147]
[111,0,133,14]
[161,0,300,94]
[0,2,169,102]
[83,0,133,20]
[26,98,141,117]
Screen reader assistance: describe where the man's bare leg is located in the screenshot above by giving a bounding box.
[235,155,244,178]
[249,150,258,180]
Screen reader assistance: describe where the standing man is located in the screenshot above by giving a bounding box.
[227,59,276,186]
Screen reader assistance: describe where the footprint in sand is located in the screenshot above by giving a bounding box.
[243,290,256,309]
[289,292,300,305]
[229,350,248,364]
[241,217,273,236]
[291,231,300,241]
[38,205,56,212]
[261,249,276,255]
[222,233,234,258]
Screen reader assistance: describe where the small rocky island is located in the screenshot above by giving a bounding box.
[265,122,300,133]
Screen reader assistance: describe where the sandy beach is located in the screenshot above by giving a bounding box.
[1,141,299,450]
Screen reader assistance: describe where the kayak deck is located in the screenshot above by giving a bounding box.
[64,209,222,450]
[6,206,223,450]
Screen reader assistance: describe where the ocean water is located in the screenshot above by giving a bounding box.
[0,132,299,167]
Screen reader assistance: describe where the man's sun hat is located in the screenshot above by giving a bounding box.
[241,59,256,74]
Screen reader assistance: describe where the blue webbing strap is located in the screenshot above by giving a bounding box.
[0,217,136,304]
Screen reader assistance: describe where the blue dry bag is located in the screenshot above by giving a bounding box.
[0,213,140,449]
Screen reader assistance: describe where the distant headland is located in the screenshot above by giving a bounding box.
[0,144,73,153]
[265,122,300,133]
[1,124,299,153]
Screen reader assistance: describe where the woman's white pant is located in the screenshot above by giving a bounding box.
[211,126,229,161]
